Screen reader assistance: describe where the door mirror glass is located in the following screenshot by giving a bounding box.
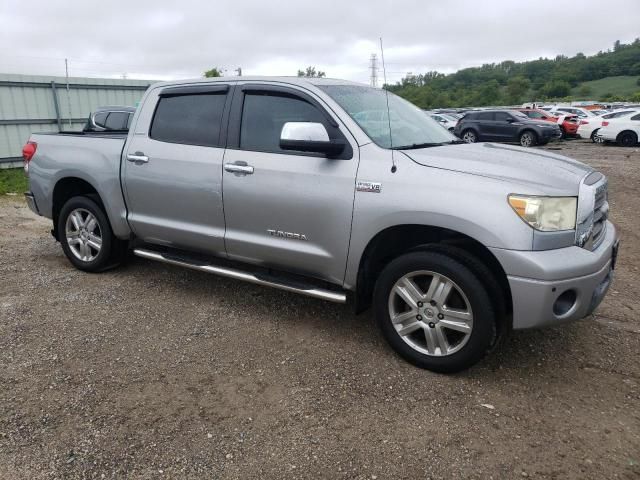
[280,122,345,157]
[281,122,330,142]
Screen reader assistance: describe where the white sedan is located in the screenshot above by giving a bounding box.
[428,113,458,132]
[577,109,638,143]
[597,111,640,146]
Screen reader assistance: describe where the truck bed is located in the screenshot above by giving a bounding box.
[27,131,130,237]
[37,131,129,140]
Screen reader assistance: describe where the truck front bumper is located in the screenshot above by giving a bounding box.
[489,221,619,329]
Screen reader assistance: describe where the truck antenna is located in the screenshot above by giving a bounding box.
[380,37,396,173]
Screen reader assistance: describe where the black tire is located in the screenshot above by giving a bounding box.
[519,130,538,147]
[590,129,603,143]
[373,251,497,373]
[461,129,478,143]
[617,131,638,147]
[58,195,124,272]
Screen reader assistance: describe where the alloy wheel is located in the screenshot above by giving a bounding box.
[387,270,473,356]
[65,208,102,262]
[520,132,534,147]
[462,131,476,143]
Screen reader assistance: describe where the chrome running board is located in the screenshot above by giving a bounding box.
[133,248,347,304]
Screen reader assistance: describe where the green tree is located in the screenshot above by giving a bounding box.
[540,80,571,98]
[474,80,502,106]
[386,40,640,108]
[506,76,531,104]
[204,67,222,78]
[577,85,592,98]
[297,66,326,78]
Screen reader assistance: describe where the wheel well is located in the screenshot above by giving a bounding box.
[51,177,102,239]
[354,225,512,326]
[520,128,537,139]
[617,130,638,141]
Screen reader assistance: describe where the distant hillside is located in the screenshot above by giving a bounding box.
[388,39,640,108]
[570,75,640,100]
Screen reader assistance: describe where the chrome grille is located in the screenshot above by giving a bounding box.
[591,181,608,249]
[576,173,608,250]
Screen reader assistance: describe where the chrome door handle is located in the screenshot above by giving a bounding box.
[224,163,254,175]
[127,153,149,163]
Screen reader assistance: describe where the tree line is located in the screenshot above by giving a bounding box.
[387,39,640,108]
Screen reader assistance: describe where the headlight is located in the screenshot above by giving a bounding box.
[508,195,577,231]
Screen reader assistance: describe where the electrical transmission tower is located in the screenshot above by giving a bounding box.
[369,54,378,88]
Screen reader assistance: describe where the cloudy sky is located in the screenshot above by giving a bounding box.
[1,0,639,84]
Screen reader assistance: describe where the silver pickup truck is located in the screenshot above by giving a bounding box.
[22,77,619,373]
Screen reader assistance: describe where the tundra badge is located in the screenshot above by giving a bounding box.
[267,229,308,241]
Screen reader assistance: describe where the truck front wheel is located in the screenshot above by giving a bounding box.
[58,196,124,272]
[374,251,497,373]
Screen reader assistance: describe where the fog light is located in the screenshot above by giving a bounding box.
[553,289,577,316]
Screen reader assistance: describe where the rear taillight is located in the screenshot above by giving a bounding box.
[22,141,37,161]
[602,121,609,127]
[580,120,588,125]
[22,141,37,175]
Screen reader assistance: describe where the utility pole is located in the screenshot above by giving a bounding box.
[235,67,242,76]
[64,58,72,128]
[369,54,378,88]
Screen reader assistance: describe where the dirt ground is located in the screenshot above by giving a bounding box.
[0,139,639,479]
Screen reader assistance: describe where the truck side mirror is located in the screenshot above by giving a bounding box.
[280,122,345,157]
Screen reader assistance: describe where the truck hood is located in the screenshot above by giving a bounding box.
[401,142,592,194]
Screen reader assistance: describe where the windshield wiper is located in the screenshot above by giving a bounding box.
[391,142,445,150]
[392,140,463,150]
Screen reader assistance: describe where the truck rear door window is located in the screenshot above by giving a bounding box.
[150,93,226,147]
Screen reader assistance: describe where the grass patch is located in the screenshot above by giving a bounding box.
[572,75,640,100]
[0,168,28,195]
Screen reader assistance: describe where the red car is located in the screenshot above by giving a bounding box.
[516,108,579,137]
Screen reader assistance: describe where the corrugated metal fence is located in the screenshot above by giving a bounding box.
[0,73,153,167]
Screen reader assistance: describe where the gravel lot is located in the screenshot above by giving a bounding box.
[1,139,639,479]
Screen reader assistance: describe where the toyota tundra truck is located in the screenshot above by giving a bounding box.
[22,77,620,373]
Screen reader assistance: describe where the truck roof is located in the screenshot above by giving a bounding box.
[149,76,366,89]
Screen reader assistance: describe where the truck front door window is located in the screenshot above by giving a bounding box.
[240,93,326,153]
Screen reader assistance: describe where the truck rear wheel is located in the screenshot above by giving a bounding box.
[373,251,497,373]
[58,196,124,272]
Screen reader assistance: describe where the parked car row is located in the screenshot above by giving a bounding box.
[452,109,562,147]
[426,104,639,147]
[516,108,579,138]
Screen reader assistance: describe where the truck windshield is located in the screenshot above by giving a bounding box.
[319,85,458,149]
